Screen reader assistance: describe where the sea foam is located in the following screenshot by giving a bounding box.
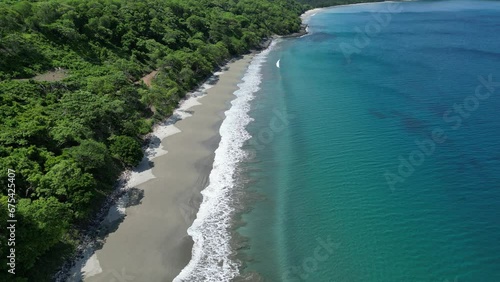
[174,43,276,282]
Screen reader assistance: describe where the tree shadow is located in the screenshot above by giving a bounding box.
[55,188,144,282]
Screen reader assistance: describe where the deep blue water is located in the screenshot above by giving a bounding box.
[237,1,500,281]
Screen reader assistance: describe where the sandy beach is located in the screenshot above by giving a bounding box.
[300,7,325,23]
[65,54,254,282]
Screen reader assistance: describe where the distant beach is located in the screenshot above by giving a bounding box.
[301,7,325,23]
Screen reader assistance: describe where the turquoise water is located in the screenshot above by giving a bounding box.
[237,1,500,281]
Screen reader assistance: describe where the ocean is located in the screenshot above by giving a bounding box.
[176,1,500,281]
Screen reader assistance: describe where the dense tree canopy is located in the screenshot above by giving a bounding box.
[298,0,382,8]
[0,0,305,280]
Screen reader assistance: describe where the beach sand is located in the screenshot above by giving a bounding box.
[80,54,254,282]
[300,7,325,23]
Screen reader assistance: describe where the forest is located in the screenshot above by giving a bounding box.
[0,0,304,280]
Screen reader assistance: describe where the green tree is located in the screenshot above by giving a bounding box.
[38,160,96,218]
[63,139,110,172]
[16,197,71,270]
[109,135,143,167]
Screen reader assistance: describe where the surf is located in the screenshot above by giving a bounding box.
[173,42,277,282]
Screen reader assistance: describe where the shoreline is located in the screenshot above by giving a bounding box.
[299,1,388,24]
[56,8,324,281]
[174,41,277,281]
[301,7,326,23]
[58,53,256,281]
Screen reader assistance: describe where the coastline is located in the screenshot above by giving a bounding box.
[58,9,319,282]
[59,53,255,281]
[174,41,277,281]
[299,1,388,25]
[301,7,326,23]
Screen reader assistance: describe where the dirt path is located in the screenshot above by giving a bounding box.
[14,68,68,82]
[141,70,158,87]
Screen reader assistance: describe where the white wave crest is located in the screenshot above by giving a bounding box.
[173,43,276,282]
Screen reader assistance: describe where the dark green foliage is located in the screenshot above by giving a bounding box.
[38,160,97,219]
[0,0,305,280]
[14,197,71,269]
[64,140,110,172]
[0,195,71,281]
[109,135,143,167]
